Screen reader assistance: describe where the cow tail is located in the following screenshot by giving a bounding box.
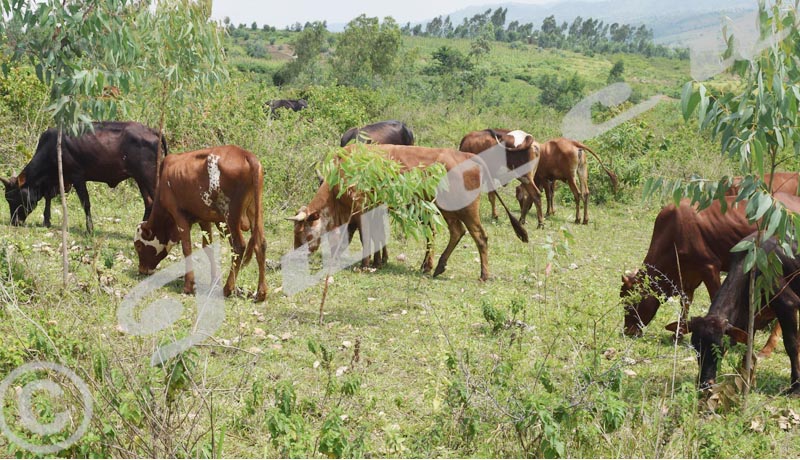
[574,141,618,193]
[470,154,529,243]
[242,157,265,267]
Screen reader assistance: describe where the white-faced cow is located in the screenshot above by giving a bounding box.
[515,137,617,225]
[134,145,267,302]
[667,233,800,394]
[2,121,165,233]
[458,129,543,227]
[288,144,527,281]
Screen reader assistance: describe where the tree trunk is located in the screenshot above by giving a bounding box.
[57,126,69,285]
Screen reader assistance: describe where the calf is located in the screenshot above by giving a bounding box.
[458,128,543,227]
[134,145,267,302]
[668,235,800,394]
[267,99,308,116]
[2,121,165,233]
[516,137,617,225]
[288,144,527,281]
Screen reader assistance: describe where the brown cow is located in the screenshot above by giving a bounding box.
[134,145,267,302]
[516,137,617,225]
[726,172,799,196]
[666,234,800,393]
[458,128,543,227]
[288,144,528,281]
[621,195,798,357]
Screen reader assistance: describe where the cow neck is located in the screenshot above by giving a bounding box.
[145,189,178,244]
[707,251,753,330]
[308,182,354,231]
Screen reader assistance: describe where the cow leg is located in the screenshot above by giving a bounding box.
[43,195,52,228]
[421,225,435,274]
[350,219,370,268]
[174,218,195,295]
[464,218,489,281]
[198,221,220,285]
[224,220,248,298]
[778,306,800,393]
[370,218,386,269]
[577,154,590,224]
[759,322,783,359]
[254,231,268,302]
[546,180,556,216]
[73,181,94,233]
[136,180,155,220]
[433,214,467,279]
[519,178,544,228]
[488,191,499,220]
[566,176,582,224]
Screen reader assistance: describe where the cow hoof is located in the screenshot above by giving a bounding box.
[433,266,445,277]
[582,220,589,225]
[781,386,800,396]
[537,222,545,229]
[183,285,195,295]
[757,350,774,359]
[255,291,266,302]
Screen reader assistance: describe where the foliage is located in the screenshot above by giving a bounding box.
[299,84,385,133]
[536,72,585,111]
[332,15,402,87]
[608,59,625,84]
[322,144,447,242]
[273,21,328,86]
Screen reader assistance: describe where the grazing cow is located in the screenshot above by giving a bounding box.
[621,195,798,357]
[667,235,800,394]
[726,172,799,196]
[267,98,308,116]
[338,120,415,267]
[515,137,617,225]
[288,144,528,281]
[340,120,415,148]
[2,122,165,233]
[458,128,544,228]
[134,145,267,302]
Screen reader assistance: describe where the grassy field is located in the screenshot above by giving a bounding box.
[2,27,800,459]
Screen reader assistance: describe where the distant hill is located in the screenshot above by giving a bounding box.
[434,0,756,44]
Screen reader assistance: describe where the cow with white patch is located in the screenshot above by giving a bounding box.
[134,145,267,302]
[458,128,543,227]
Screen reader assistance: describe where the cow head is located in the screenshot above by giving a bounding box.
[287,206,325,252]
[666,315,748,389]
[2,173,40,226]
[502,130,535,152]
[620,269,662,336]
[134,221,176,275]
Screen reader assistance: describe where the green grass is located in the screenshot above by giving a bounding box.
[1,31,799,458]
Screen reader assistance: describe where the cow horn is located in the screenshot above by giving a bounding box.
[286,210,308,222]
[315,168,324,183]
[0,177,11,188]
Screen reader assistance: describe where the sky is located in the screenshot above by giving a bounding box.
[210,0,561,29]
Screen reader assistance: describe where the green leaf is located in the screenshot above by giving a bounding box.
[681,81,701,121]
[731,239,754,253]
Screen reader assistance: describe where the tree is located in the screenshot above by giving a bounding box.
[608,60,624,84]
[273,21,327,85]
[2,0,143,283]
[678,0,800,395]
[332,15,402,87]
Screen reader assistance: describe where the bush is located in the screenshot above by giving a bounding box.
[535,73,585,111]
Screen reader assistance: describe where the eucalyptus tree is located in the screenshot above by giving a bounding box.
[674,0,800,393]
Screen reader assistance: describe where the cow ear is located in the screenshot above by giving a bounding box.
[725,324,749,344]
[16,172,26,188]
[665,320,692,334]
[0,176,12,189]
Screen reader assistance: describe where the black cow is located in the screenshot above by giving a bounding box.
[267,99,308,116]
[340,120,415,147]
[667,234,800,394]
[2,121,165,233]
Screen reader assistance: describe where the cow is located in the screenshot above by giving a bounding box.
[340,120,415,148]
[2,121,165,233]
[287,144,528,281]
[458,129,544,228]
[666,234,800,394]
[134,145,267,302]
[621,195,797,357]
[338,120,415,267]
[267,98,308,116]
[726,172,799,196]
[515,137,617,225]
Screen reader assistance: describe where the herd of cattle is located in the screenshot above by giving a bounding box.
[2,117,799,394]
